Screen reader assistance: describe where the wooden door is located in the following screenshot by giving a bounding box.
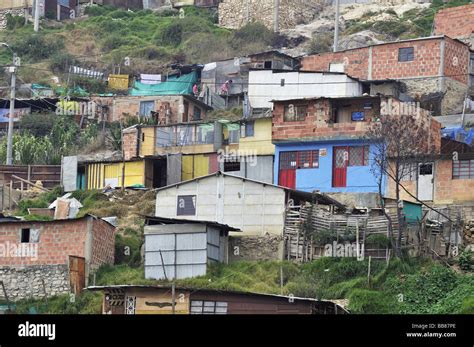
[333,146,348,187]
[69,256,85,295]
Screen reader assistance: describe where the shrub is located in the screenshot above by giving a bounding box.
[12,35,64,61]
[115,233,143,267]
[156,21,183,46]
[348,289,396,313]
[6,14,25,30]
[458,250,473,271]
[307,33,333,54]
[19,113,56,137]
[49,52,79,74]
[231,22,276,49]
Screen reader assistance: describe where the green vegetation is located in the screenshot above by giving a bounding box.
[344,0,472,39]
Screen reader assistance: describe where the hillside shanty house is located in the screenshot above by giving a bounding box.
[0,214,116,301]
[87,284,348,314]
[143,216,240,280]
[271,95,441,207]
[154,171,343,237]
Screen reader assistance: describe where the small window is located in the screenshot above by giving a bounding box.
[419,163,433,176]
[141,133,145,142]
[284,104,307,122]
[279,151,319,170]
[190,300,228,314]
[453,159,474,179]
[224,159,240,172]
[21,228,30,243]
[398,47,414,62]
[228,129,239,144]
[139,101,154,118]
[177,195,196,216]
[192,107,202,121]
[348,146,369,166]
[245,121,254,137]
[264,61,272,69]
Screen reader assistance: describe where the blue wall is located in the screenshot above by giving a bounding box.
[274,140,385,193]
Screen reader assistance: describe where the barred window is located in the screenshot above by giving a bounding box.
[280,151,319,170]
[453,159,474,179]
[284,104,307,122]
[348,146,369,166]
[190,301,228,314]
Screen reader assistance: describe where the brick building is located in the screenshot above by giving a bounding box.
[386,139,474,205]
[433,4,474,45]
[92,95,212,123]
[300,36,472,115]
[0,214,116,301]
[272,95,440,206]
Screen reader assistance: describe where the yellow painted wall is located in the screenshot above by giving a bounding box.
[127,289,190,315]
[87,161,145,189]
[140,127,155,157]
[239,118,274,156]
[181,154,210,181]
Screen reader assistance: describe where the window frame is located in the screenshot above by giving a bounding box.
[279,150,319,170]
[348,146,370,167]
[452,159,474,179]
[398,47,414,62]
[177,195,197,216]
[284,104,308,122]
[190,300,228,314]
[245,121,255,137]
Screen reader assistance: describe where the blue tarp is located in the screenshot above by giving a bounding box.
[129,71,197,96]
[441,127,474,146]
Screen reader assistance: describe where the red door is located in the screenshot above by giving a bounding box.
[333,146,348,187]
[279,169,296,189]
[279,152,297,189]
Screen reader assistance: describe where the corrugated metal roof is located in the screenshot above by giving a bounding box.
[143,215,241,232]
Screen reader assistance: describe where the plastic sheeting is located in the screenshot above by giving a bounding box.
[130,71,197,96]
[441,127,474,146]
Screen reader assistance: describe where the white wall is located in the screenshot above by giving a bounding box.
[155,175,287,236]
[248,70,363,109]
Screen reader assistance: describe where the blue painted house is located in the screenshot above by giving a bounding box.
[272,96,387,194]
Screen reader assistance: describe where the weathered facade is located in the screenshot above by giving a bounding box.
[300,36,472,115]
[272,95,441,198]
[92,95,211,123]
[144,216,239,280]
[88,284,348,314]
[0,215,116,300]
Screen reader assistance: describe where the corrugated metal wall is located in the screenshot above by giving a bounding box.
[86,161,145,189]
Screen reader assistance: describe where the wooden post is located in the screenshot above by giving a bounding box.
[9,181,12,210]
[20,180,23,200]
[356,219,360,259]
[171,282,176,315]
[367,256,372,286]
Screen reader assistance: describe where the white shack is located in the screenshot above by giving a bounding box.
[248,70,363,109]
[144,216,239,280]
[155,172,342,236]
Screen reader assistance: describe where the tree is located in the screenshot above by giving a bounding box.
[366,109,438,256]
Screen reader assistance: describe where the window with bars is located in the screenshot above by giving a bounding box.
[453,159,474,179]
[190,300,228,314]
[348,146,369,166]
[279,151,319,170]
[398,47,414,62]
[284,104,307,122]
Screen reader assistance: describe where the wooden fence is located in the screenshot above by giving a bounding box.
[0,165,60,190]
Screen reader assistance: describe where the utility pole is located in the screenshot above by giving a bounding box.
[6,50,17,166]
[34,0,40,32]
[273,0,279,33]
[333,0,340,52]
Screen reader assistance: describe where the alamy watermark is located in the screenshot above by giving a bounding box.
[217,148,258,167]
[324,241,365,260]
[0,241,38,261]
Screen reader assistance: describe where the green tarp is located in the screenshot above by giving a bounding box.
[129,71,197,96]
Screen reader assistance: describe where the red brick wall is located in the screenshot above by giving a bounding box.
[90,219,116,269]
[435,159,474,204]
[0,219,89,266]
[443,37,470,84]
[300,47,370,79]
[123,127,138,161]
[372,40,441,80]
[272,98,375,141]
[301,37,469,86]
[434,4,474,40]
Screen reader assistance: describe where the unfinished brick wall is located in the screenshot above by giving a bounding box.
[90,219,116,270]
[0,218,89,266]
[272,98,376,142]
[300,48,370,79]
[443,37,470,85]
[301,37,469,85]
[123,127,139,161]
[433,4,474,41]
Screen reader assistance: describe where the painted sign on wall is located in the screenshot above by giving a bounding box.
[0,108,31,122]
